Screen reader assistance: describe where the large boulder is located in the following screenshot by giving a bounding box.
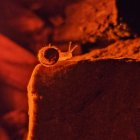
[27,57,140,140]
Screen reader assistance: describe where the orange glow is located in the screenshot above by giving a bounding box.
[0,0,140,140]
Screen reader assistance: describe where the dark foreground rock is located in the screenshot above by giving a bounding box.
[27,58,140,140]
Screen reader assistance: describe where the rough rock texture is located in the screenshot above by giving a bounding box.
[27,58,140,140]
[53,0,131,43]
[0,0,132,52]
[86,38,140,59]
[0,0,140,139]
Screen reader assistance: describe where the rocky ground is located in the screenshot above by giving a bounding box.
[0,0,140,140]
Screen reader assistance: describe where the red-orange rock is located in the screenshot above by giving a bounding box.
[27,57,140,140]
[0,34,36,114]
[0,127,9,140]
[0,0,51,52]
[53,0,118,42]
[85,38,140,59]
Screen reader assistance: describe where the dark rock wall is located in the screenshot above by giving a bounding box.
[27,59,140,140]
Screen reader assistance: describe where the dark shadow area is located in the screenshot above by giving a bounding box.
[116,0,140,35]
[81,39,115,54]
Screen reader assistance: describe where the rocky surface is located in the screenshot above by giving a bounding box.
[53,0,118,42]
[0,0,132,53]
[0,0,140,140]
[27,58,140,140]
[85,38,140,59]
